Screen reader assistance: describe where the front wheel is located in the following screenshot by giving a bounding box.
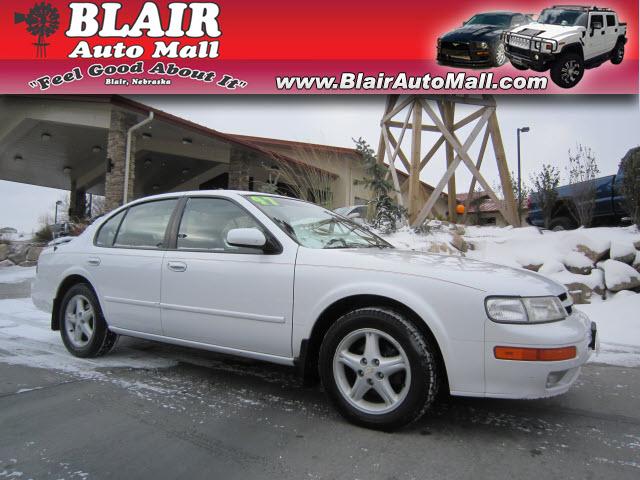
[319,308,440,430]
[59,283,118,358]
[492,42,507,67]
[550,53,584,89]
[610,41,624,65]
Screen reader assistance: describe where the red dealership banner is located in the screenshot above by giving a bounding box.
[0,0,637,94]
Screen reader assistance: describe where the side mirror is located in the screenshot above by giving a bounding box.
[462,20,468,26]
[591,21,602,29]
[347,212,361,219]
[226,228,267,249]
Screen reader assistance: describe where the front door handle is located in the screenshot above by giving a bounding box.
[167,261,187,272]
[87,257,101,266]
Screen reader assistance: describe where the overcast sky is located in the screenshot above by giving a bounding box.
[1,95,638,232]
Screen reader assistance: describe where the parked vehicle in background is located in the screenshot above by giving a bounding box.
[33,191,595,430]
[504,6,627,88]
[528,164,628,230]
[334,204,368,224]
[437,11,532,68]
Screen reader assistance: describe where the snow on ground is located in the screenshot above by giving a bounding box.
[0,265,36,284]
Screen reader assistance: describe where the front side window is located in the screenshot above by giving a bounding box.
[114,199,178,249]
[590,14,604,28]
[95,210,125,247]
[177,197,263,253]
[246,195,391,249]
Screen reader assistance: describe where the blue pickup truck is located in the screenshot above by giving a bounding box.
[527,163,628,230]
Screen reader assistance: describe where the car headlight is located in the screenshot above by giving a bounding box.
[474,41,489,49]
[485,296,567,324]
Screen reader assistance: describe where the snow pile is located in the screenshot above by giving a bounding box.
[598,259,640,292]
[577,294,640,367]
[0,265,36,284]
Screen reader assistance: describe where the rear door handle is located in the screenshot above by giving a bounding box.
[167,261,187,272]
[87,257,101,266]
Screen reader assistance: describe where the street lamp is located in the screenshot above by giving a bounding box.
[516,127,530,224]
[54,200,63,224]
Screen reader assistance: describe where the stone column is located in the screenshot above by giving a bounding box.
[68,179,87,221]
[104,109,138,212]
[228,148,253,190]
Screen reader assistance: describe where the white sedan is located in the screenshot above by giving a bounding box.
[32,191,596,430]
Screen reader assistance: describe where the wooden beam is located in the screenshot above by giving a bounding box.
[462,125,491,224]
[381,126,405,206]
[409,99,422,222]
[387,121,440,132]
[422,94,496,107]
[445,101,457,222]
[385,102,414,172]
[414,100,493,226]
[453,107,488,131]
[488,111,519,226]
[419,135,445,170]
[381,96,414,124]
[386,131,411,172]
[377,96,397,164]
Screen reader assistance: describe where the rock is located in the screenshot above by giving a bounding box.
[19,261,37,268]
[539,260,565,275]
[563,251,594,275]
[576,243,609,263]
[450,233,468,253]
[610,241,636,265]
[634,240,640,250]
[633,251,640,274]
[599,259,640,292]
[0,259,15,268]
[0,243,9,261]
[26,246,43,262]
[7,247,27,265]
[564,283,595,305]
[427,241,459,256]
[522,263,543,272]
[547,269,605,304]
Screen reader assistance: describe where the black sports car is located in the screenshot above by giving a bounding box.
[437,11,532,68]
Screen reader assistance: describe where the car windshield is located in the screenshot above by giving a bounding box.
[537,8,587,26]
[466,13,512,27]
[246,195,392,249]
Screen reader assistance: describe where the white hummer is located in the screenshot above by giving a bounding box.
[503,5,627,88]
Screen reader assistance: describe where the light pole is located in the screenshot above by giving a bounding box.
[54,200,63,224]
[516,127,530,224]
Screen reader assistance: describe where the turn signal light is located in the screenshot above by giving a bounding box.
[494,346,576,361]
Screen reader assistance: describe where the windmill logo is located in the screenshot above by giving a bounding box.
[15,2,60,58]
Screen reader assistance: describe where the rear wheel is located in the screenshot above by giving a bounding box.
[610,41,624,65]
[548,216,575,231]
[319,308,440,430]
[59,283,117,358]
[550,53,584,89]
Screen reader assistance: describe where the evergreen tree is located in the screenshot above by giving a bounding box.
[353,138,407,233]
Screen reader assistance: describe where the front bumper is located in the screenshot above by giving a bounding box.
[437,42,494,68]
[483,311,595,399]
[505,44,555,70]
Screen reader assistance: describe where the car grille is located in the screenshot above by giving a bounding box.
[507,45,531,58]
[440,41,471,58]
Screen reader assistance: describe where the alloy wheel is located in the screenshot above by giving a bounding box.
[495,43,506,65]
[332,328,411,415]
[64,294,95,348]
[560,60,581,85]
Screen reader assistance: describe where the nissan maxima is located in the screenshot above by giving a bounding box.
[32,191,596,430]
[437,11,532,68]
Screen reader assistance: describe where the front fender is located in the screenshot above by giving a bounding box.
[292,265,487,395]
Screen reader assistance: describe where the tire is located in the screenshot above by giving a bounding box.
[610,41,624,65]
[59,283,118,358]
[550,53,584,89]
[319,308,440,431]
[491,42,507,67]
[548,216,575,231]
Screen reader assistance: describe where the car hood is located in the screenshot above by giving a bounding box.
[441,24,504,42]
[297,248,566,297]
[509,22,584,41]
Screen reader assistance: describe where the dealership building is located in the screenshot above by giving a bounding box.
[0,95,448,219]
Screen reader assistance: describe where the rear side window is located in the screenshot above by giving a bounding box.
[95,210,125,247]
[606,15,616,27]
[177,197,262,253]
[114,199,178,249]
